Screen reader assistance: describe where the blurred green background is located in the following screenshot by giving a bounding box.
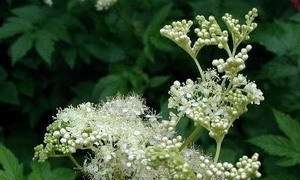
[0,0,300,179]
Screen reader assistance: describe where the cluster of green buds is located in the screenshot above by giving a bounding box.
[223,8,258,48]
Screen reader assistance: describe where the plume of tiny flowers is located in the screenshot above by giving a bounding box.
[35,8,263,180]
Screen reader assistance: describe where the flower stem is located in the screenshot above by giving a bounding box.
[68,155,83,171]
[179,127,202,151]
[192,57,205,81]
[214,137,224,163]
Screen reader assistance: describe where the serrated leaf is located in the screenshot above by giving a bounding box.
[10,33,33,64]
[35,31,55,64]
[44,17,71,43]
[254,21,300,56]
[273,110,300,144]
[0,145,24,180]
[0,81,19,105]
[249,111,300,167]
[28,162,75,180]
[0,17,32,39]
[249,135,294,156]
[12,5,46,23]
[277,156,300,167]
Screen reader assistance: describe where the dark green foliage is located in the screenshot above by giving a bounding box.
[0,0,300,179]
[250,110,300,167]
[0,145,24,180]
[0,145,75,180]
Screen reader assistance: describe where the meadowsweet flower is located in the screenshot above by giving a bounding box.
[95,0,117,11]
[44,0,117,11]
[44,0,53,6]
[161,8,263,179]
[35,8,263,180]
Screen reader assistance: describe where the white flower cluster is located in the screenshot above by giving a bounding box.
[34,96,158,170]
[95,0,117,11]
[164,8,264,142]
[212,45,252,77]
[44,0,117,11]
[34,94,261,180]
[168,69,263,140]
[35,8,263,180]
[160,8,263,180]
[44,0,53,6]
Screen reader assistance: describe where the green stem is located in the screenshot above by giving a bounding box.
[192,57,205,81]
[179,127,202,151]
[224,44,233,57]
[214,137,224,163]
[68,155,83,171]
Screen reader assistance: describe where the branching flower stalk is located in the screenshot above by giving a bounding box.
[162,8,262,163]
[34,8,263,180]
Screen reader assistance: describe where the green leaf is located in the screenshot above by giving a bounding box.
[0,145,24,180]
[11,5,46,23]
[62,48,77,68]
[0,17,32,39]
[254,21,300,56]
[149,76,170,88]
[0,66,7,81]
[44,17,71,43]
[0,81,19,105]
[28,162,75,180]
[249,135,293,156]
[143,4,172,61]
[277,156,300,167]
[84,42,125,63]
[273,110,300,144]
[189,0,221,16]
[261,173,298,180]
[10,33,33,64]
[16,80,34,97]
[257,57,298,80]
[93,74,128,100]
[289,13,300,23]
[35,31,55,64]
[249,111,300,167]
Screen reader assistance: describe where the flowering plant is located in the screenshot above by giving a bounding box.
[34,8,264,180]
